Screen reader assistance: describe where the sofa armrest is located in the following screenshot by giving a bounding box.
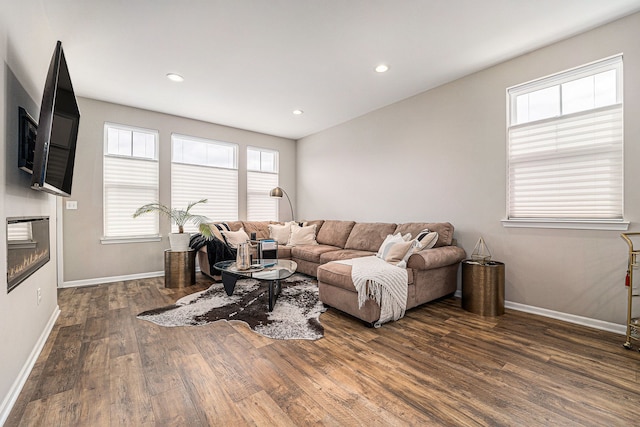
[407,245,466,270]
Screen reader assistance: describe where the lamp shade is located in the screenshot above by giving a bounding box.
[269,186,294,221]
[270,187,283,198]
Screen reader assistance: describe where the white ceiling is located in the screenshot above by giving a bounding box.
[3,0,640,140]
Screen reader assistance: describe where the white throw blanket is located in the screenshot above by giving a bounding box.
[334,256,408,327]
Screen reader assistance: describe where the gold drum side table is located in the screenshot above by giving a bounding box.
[461,260,505,316]
[164,249,196,288]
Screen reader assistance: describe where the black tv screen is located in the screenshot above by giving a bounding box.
[31,41,80,197]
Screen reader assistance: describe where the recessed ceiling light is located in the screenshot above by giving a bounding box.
[292,109,304,115]
[166,73,184,82]
[375,64,389,73]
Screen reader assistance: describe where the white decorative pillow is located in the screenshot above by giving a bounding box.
[220,227,250,249]
[381,240,414,265]
[268,223,291,245]
[417,231,439,250]
[288,224,318,246]
[376,233,405,259]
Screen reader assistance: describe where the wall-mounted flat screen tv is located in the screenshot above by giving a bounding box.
[18,107,37,174]
[30,40,80,197]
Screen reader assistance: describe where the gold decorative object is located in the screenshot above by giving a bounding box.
[621,232,640,351]
[471,237,492,264]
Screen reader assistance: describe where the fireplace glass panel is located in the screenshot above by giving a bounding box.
[7,217,50,293]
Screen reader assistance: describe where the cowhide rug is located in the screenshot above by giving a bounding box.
[137,273,326,340]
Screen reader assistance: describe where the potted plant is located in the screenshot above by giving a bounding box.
[133,199,212,251]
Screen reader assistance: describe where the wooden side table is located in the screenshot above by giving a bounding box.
[461,260,505,316]
[164,249,196,288]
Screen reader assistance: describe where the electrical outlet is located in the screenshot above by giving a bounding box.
[37,288,42,305]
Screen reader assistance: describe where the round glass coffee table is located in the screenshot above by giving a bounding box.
[213,259,297,311]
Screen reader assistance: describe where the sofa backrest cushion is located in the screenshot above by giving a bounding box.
[345,222,397,252]
[316,220,356,248]
[394,222,454,247]
[303,219,325,231]
[242,221,275,240]
[225,221,244,232]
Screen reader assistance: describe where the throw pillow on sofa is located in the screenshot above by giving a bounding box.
[206,222,230,243]
[376,233,405,259]
[288,224,318,246]
[221,227,250,249]
[382,240,415,265]
[416,229,439,250]
[268,223,292,245]
[399,230,440,263]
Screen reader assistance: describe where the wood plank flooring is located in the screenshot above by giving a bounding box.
[5,274,640,426]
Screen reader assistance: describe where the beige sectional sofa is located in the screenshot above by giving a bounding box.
[196,219,466,325]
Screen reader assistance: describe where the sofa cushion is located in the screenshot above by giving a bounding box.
[319,249,374,264]
[291,244,341,263]
[317,262,414,293]
[394,222,455,247]
[276,245,292,259]
[303,219,325,231]
[344,222,397,252]
[241,221,273,240]
[225,221,245,232]
[316,220,356,248]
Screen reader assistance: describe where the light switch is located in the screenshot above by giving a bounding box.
[66,200,78,210]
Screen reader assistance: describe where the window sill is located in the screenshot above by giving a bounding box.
[101,235,163,245]
[501,219,630,231]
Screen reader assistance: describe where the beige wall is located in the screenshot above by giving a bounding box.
[297,12,640,325]
[62,98,296,283]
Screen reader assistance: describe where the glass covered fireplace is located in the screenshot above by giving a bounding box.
[7,216,50,293]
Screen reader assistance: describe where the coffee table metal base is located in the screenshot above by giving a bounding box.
[221,272,281,312]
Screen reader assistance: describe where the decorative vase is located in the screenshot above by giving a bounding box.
[168,232,191,251]
[236,241,250,270]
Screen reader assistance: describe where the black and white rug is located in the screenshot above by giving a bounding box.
[137,274,326,340]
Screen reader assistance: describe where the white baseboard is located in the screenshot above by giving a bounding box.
[61,267,203,289]
[61,270,165,288]
[0,305,60,426]
[453,290,625,335]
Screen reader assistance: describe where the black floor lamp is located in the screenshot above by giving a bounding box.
[269,187,294,221]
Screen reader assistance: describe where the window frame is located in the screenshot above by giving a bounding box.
[101,122,161,244]
[503,55,628,231]
[246,146,279,221]
[171,134,239,233]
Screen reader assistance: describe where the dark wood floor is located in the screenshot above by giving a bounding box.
[5,274,640,426]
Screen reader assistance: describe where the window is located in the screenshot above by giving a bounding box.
[506,56,625,229]
[247,147,279,221]
[171,134,238,232]
[103,124,159,240]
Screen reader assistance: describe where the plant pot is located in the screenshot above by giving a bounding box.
[168,232,191,251]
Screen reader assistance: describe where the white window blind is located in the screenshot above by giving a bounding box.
[171,134,238,233]
[247,147,278,221]
[507,56,623,221]
[103,124,159,239]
